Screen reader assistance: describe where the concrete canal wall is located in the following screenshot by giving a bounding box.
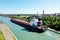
[0,21,17,40]
[48,28,60,34]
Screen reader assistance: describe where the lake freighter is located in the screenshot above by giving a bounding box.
[11,18,47,33]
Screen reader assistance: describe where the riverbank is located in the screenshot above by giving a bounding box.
[0,21,17,40]
[48,28,60,34]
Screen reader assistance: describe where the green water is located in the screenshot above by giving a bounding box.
[0,16,60,40]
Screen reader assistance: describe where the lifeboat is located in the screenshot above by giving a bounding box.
[11,18,47,33]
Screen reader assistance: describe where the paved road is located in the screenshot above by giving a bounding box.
[0,16,60,40]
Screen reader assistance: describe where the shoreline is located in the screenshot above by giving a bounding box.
[48,28,60,34]
[3,23,17,40]
[0,21,17,40]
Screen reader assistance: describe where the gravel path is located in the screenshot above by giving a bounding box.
[0,21,15,40]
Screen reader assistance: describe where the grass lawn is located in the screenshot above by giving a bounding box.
[0,29,5,40]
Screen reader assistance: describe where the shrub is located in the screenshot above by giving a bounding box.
[42,16,60,31]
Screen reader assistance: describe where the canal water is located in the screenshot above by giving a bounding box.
[0,16,60,40]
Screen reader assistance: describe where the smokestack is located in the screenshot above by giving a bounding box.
[43,10,44,16]
[37,11,38,16]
